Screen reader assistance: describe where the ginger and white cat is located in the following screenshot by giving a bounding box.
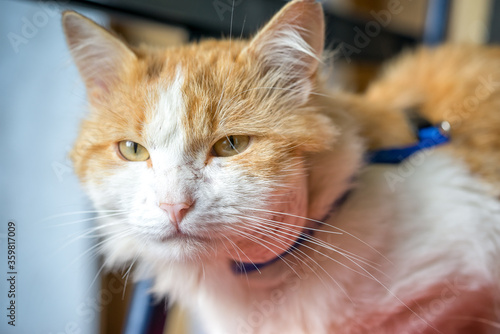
[63,0,500,333]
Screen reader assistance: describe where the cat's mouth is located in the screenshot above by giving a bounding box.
[159,230,211,243]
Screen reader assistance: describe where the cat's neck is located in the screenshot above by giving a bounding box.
[307,92,415,221]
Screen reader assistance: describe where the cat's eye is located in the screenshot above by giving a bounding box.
[212,135,250,157]
[117,140,150,161]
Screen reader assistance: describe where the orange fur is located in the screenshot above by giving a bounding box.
[365,44,500,193]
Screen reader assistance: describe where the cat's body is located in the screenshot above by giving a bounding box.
[63,1,500,333]
[154,151,499,334]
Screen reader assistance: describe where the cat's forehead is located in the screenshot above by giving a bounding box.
[140,43,268,152]
[144,68,186,151]
[109,39,331,163]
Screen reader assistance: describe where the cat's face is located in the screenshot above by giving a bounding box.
[64,1,336,265]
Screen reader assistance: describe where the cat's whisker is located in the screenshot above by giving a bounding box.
[237,216,388,277]
[277,169,305,176]
[56,228,134,286]
[43,211,128,228]
[221,234,261,276]
[230,213,341,236]
[233,214,355,257]
[235,226,333,292]
[225,226,302,279]
[239,206,392,264]
[121,250,142,300]
[267,182,299,189]
[86,256,112,296]
[251,224,356,301]
[340,252,438,331]
[219,235,236,260]
[40,209,127,223]
[233,213,378,266]
[227,227,312,282]
[68,228,135,270]
[235,221,373,280]
[239,16,247,40]
[55,220,127,240]
[281,159,304,169]
[237,223,433,331]
[198,253,207,282]
[215,0,238,122]
[54,221,128,254]
[229,0,235,44]
[232,223,352,299]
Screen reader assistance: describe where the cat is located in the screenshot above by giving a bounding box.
[62,0,500,333]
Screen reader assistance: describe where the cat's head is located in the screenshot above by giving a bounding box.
[63,0,350,266]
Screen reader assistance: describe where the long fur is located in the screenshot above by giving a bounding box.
[63,1,500,332]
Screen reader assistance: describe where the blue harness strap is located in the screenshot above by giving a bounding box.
[368,124,450,164]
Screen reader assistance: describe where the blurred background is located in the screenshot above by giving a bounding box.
[1,0,499,333]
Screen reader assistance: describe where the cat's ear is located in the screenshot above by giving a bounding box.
[62,11,136,95]
[241,0,324,82]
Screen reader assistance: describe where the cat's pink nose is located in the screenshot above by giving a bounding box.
[159,202,191,229]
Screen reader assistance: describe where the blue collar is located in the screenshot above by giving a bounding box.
[232,124,450,275]
[368,124,450,164]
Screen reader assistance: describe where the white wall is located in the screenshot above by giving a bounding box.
[0,1,107,333]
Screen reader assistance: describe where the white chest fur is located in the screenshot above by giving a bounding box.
[149,150,500,334]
